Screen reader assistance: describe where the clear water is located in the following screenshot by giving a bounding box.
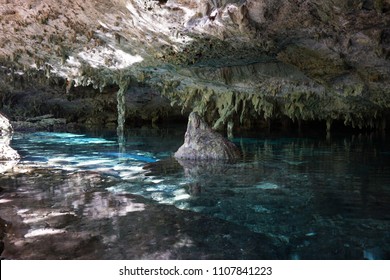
[4,128,390,259]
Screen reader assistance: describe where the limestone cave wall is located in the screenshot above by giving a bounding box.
[0,0,389,132]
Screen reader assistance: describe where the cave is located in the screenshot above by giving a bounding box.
[1,0,390,264]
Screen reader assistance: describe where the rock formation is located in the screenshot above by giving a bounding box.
[0,112,13,136]
[0,113,20,172]
[0,114,19,159]
[0,0,389,131]
[174,112,241,160]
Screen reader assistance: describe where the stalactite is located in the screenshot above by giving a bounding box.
[326,119,332,132]
[117,79,129,154]
[227,120,234,139]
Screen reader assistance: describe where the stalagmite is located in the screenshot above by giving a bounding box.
[174,112,241,160]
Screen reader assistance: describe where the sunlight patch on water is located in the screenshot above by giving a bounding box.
[23,211,76,224]
[16,209,30,214]
[75,159,115,166]
[34,132,83,138]
[148,178,165,184]
[29,132,116,145]
[173,193,191,201]
[256,182,279,190]
[145,186,160,192]
[282,160,307,166]
[24,228,66,238]
[109,181,193,208]
[15,132,160,180]
[104,152,157,163]
[113,165,143,171]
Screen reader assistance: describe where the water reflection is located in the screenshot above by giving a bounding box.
[0,168,277,259]
[133,132,390,259]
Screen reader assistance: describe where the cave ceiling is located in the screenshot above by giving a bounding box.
[1,0,390,128]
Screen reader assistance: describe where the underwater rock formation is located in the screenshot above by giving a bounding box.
[174,112,241,160]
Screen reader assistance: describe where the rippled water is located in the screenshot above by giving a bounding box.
[2,127,390,259]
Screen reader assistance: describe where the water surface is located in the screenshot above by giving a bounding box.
[1,128,389,259]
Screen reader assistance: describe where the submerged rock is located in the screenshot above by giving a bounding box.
[174,112,241,160]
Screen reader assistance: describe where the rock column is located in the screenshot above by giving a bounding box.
[174,112,241,160]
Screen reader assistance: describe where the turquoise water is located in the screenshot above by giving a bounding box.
[5,128,390,259]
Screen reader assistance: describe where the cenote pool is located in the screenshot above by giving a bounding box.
[1,127,389,259]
